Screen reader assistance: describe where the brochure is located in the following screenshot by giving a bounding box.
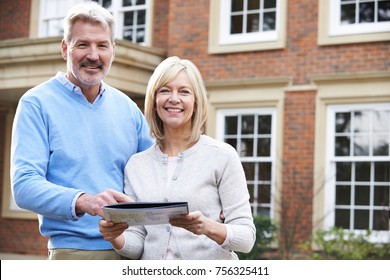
[101,201,188,226]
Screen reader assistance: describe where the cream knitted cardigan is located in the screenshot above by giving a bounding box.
[117,135,256,260]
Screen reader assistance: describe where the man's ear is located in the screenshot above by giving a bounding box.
[61,39,68,61]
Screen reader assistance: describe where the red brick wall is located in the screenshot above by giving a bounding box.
[280,90,316,258]
[163,0,389,85]
[0,0,31,40]
[151,0,169,50]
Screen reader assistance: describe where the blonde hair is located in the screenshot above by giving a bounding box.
[145,56,208,145]
[63,2,115,44]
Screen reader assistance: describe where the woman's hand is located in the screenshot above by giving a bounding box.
[99,219,128,249]
[169,211,227,245]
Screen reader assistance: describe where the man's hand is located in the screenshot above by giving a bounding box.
[76,189,132,218]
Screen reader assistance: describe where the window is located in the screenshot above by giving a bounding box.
[39,0,80,37]
[325,103,390,242]
[217,108,277,217]
[318,0,390,45]
[38,0,151,45]
[221,0,278,45]
[209,0,287,53]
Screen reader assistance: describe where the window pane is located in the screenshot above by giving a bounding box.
[335,209,350,228]
[359,2,375,23]
[102,0,112,9]
[242,162,255,180]
[259,184,271,203]
[257,137,270,156]
[123,0,133,6]
[123,29,133,41]
[373,210,389,230]
[241,115,255,134]
[336,162,352,181]
[263,12,276,31]
[374,185,389,206]
[353,135,369,156]
[231,15,243,34]
[264,0,277,9]
[336,112,351,133]
[354,185,370,205]
[247,13,260,33]
[354,111,370,132]
[240,138,254,156]
[136,27,145,43]
[378,1,390,22]
[341,3,356,24]
[259,162,271,181]
[248,0,260,10]
[138,10,146,25]
[355,162,370,181]
[335,136,350,156]
[373,110,389,132]
[258,115,272,134]
[373,135,389,156]
[354,210,369,229]
[225,116,238,135]
[374,162,390,182]
[336,185,351,205]
[232,0,244,12]
[136,0,145,5]
[124,11,134,25]
[257,207,270,216]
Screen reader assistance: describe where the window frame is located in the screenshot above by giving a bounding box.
[208,0,287,54]
[318,0,390,45]
[36,0,152,46]
[324,103,390,242]
[216,107,277,218]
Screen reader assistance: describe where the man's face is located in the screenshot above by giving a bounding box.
[61,20,115,91]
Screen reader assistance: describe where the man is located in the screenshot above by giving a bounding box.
[10,2,154,260]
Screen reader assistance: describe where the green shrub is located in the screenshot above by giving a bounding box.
[237,215,277,260]
[309,227,390,260]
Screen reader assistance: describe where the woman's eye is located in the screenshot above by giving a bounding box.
[180,90,190,94]
[158,89,170,94]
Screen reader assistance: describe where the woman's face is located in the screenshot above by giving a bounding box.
[155,70,195,133]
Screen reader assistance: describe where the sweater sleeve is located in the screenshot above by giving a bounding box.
[11,99,80,220]
[217,145,256,253]
[115,226,146,259]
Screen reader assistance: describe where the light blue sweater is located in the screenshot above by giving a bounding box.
[119,135,256,259]
[11,72,153,250]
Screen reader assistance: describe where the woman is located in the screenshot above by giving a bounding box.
[99,56,256,259]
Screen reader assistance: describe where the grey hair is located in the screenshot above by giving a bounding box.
[63,1,115,43]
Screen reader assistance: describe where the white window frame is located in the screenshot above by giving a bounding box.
[324,103,390,243]
[219,0,280,45]
[216,107,277,218]
[37,0,152,45]
[38,0,82,37]
[329,0,390,37]
[318,0,390,45]
[208,0,287,53]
